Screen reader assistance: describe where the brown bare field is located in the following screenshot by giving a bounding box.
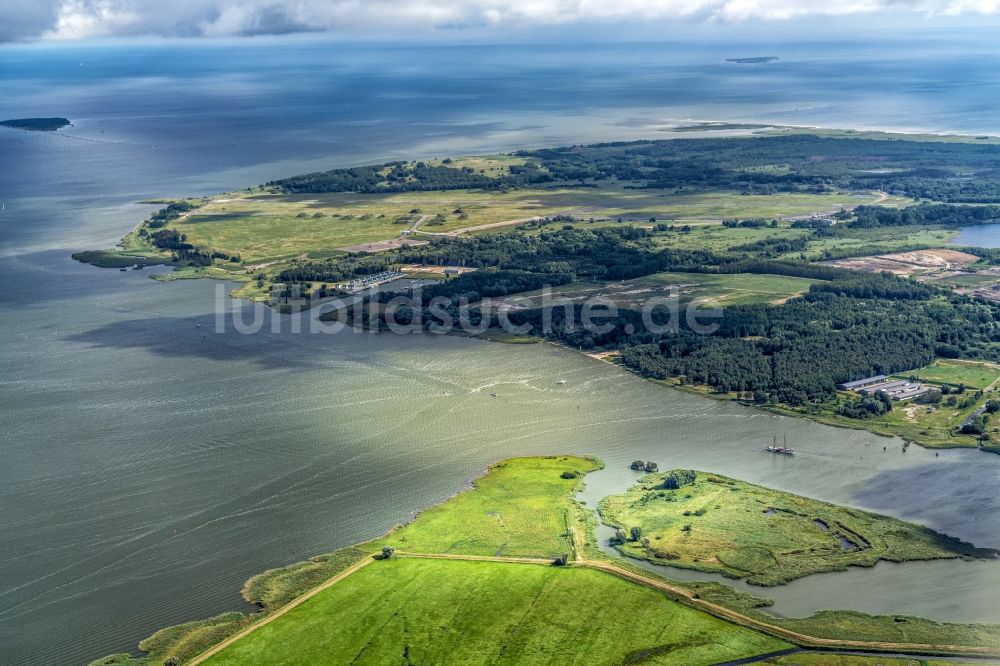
[828,248,979,276]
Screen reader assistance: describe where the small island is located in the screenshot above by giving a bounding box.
[1,117,71,131]
[600,469,997,586]
[726,57,779,64]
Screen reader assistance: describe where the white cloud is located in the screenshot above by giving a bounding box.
[4,0,999,42]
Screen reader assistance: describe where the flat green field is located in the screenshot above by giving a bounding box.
[201,558,791,666]
[164,187,890,263]
[371,456,600,559]
[599,470,992,586]
[799,227,958,260]
[172,190,566,260]
[497,271,819,310]
[651,224,951,259]
[897,359,1000,390]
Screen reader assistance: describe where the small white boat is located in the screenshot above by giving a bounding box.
[490,392,497,397]
[557,379,567,385]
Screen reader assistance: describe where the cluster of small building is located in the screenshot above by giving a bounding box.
[341,271,404,293]
[837,375,932,401]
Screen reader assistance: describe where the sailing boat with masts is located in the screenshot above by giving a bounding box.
[765,434,795,455]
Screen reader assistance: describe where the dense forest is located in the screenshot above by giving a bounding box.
[276,254,394,283]
[267,135,1000,203]
[145,202,195,228]
[490,269,1000,405]
[270,160,549,193]
[610,274,1000,404]
[848,203,1000,228]
[518,136,1000,202]
[294,225,1000,406]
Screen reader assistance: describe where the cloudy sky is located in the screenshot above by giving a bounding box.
[2,0,999,43]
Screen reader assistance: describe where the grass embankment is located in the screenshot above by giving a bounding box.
[599,470,995,586]
[370,455,601,559]
[766,402,983,451]
[201,558,791,666]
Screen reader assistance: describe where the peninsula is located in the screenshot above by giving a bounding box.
[73,130,1000,453]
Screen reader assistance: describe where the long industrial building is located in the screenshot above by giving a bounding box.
[840,375,932,401]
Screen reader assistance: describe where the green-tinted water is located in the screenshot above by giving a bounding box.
[2,264,998,665]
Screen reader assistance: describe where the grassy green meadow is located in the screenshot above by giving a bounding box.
[371,455,600,559]
[599,470,993,586]
[149,185,889,264]
[650,224,952,259]
[896,359,1000,391]
[201,558,791,666]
